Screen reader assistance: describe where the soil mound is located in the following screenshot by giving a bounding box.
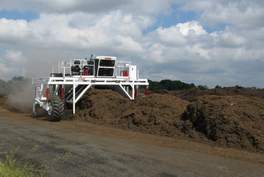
[181,95,264,152]
[3,86,264,152]
[75,89,264,152]
[173,87,264,101]
[75,89,189,137]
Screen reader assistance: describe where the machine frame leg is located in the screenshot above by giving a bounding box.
[72,83,92,114]
[119,84,135,100]
[73,83,76,114]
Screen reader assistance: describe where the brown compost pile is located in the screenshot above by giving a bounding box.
[75,89,264,152]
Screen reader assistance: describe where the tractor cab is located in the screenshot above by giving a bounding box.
[70,56,116,77]
[94,56,116,77]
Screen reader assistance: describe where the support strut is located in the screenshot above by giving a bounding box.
[119,84,135,100]
[72,83,92,114]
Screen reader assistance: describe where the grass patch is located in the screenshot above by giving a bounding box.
[0,151,44,177]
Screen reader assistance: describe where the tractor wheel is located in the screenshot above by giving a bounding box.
[48,96,64,121]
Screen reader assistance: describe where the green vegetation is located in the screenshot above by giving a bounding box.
[149,79,196,91]
[0,151,43,177]
[197,85,208,90]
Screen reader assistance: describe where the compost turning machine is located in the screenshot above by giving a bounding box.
[33,56,149,121]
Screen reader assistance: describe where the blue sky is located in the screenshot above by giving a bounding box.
[145,4,200,33]
[0,0,263,87]
[0,10,39,21]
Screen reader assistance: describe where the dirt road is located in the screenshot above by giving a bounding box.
[0,107,264,177]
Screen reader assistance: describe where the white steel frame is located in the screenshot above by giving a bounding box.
[48,76,148,114]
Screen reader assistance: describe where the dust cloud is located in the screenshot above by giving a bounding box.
[5,78,33,113]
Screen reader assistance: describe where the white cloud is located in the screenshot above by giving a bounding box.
[0,18,29,41]
[185,0,264,29]
[0,0,173,15]
[1,14,263,85]
[5,50,25,63]
[210,30,245,48]
[154,21,207,46]
[0,50,26,79]
[0,0,263,87]
[175,21,207,36]
[0,11,148,53]
[0,11,150,78]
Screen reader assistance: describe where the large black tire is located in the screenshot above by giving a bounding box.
[49,96,64,121]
